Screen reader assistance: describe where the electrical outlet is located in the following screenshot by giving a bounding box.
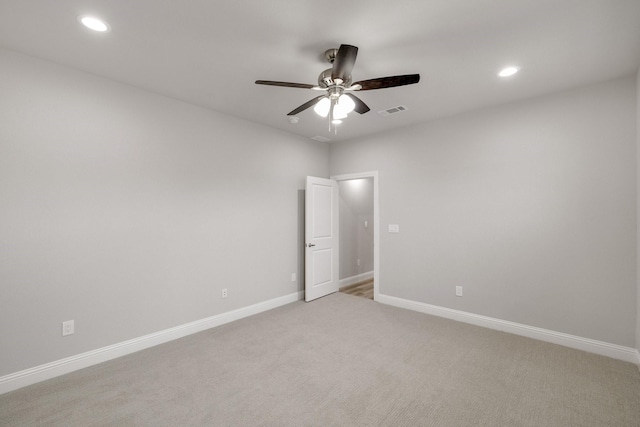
[291,273,296,282]
[62,320,74,336]
[222,288,228,299]
[357,259,361,266]
[455,286,463,297]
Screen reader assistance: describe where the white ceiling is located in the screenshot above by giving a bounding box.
[1,0,639,143]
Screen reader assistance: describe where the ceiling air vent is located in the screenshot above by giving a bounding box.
[311,135,331,143]
[378,105,408,116]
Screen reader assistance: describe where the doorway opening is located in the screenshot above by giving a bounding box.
[332,171,379,301]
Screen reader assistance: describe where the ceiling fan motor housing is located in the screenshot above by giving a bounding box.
[318,68,352,89]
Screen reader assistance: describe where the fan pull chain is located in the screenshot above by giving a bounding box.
[329,98,335,133]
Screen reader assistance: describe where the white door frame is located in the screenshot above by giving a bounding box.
[331,171,380,302]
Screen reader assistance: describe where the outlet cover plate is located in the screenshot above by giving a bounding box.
[62,320,74,336]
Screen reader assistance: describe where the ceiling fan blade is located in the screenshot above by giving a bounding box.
[352,74,420,91]
[331,44,358,83]
[287,95,327,116]
[255,80,315,89]
[343,93,370,114]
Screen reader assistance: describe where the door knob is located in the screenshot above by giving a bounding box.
[306,243,316,247]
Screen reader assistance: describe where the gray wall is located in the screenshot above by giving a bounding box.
[637,67,640,354]
[331,76,637,347]
[0,48,329,376]
[338,178,374,280]
[1,44,637,380]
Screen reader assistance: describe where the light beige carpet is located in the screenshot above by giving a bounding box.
[1,293,639,426]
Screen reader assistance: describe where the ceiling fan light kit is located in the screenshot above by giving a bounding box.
[256,44,420,132]
[313,94,355,118]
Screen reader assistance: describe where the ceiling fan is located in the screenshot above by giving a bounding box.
[255,44,420,127]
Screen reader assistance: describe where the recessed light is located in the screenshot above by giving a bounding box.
[78,15,110,32]
[498,66,519,77]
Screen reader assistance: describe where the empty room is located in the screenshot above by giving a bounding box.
[1,1,639,426]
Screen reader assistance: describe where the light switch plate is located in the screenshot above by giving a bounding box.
[388,224,400,233]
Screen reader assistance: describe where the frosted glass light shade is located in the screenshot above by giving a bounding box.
[336,94,355,114]
[332,108,348,120]
[313,97,331,117]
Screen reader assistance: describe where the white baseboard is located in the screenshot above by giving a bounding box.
[339,271,374,289]
[0,291,304,395]
[378,293,638,364]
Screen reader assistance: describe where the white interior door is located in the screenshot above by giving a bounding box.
[305,176,339,302]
